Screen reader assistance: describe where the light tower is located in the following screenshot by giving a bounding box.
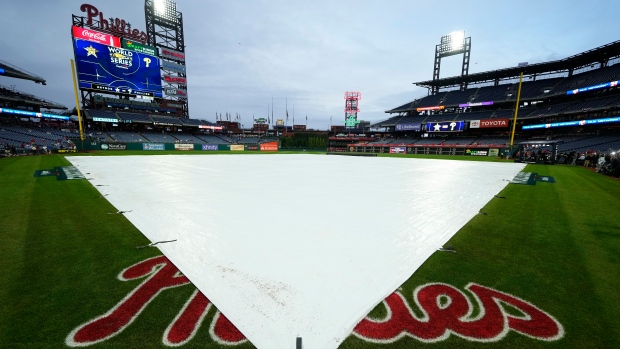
[145,0,189,117]
[344,91,361,131]
[432,31,471,93]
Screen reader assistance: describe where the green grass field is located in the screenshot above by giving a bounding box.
[1,153,619,348]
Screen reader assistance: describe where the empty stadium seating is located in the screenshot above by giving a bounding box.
[108,132,148,143]
[116,112,153,123]
[390,62,620,114]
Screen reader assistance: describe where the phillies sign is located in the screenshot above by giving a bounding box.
[470,118,510,129]
[66,256,564,347]
[72,26,120,47]
[78,4,148,43]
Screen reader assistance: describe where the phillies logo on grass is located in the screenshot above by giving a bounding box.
[66,256,564,347]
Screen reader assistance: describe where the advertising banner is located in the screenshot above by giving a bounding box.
[202,144,218,151]
[426,121,464,132]
[390,147,406,154]
[470,118,509,129]
[72,26,120,47]
[522,116,620,130]
[143,143,165,150]
[198,125,223,130]
[0,108,69,120]
[417,106,444,112]
[230,144,245,151]
[174,144,193,151]
[246,145,260,151]
[458,101,493,108]
[395,123,421,131]
[159,47,185,62]
[260,142,278,151]
[163,75,187,84]
[488,148,499,157]
[161,60,186,73]
[567,80,618,95]
[101,143,126,150]
[464,148,489,156]
[164,88,188,97]
[73,39,162,97]
[93,117,118,123]
[121,38,157,56]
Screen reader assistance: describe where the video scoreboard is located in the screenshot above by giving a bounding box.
[72,28,162,98]
[426,120,464,132]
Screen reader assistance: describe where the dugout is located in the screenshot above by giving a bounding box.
[515,140,563,165]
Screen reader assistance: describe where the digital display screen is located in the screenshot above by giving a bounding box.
[0,108,69,120]
[426,120,464,132]
[522,117,620,130]
[395,123,421,131]
[417,106,444,112]
[73,38,162,97]
[459,101,493,108]
[566,81,618,95]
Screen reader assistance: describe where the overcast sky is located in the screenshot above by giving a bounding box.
[0,0,617,130]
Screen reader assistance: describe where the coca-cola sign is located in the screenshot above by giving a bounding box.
[78,4,148,43]
[72,26,120,47]
[65,256,564,347]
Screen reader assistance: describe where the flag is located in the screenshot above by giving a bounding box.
[286,111,289,121]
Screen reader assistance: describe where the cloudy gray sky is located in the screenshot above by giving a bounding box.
[0,0,617,129]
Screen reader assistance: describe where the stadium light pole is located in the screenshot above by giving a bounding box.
[432,31,471,93]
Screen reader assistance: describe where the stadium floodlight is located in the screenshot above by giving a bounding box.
[432,31,471,93]
[154,0,179,23]
[450,31,465,51]
[439,31,465,54]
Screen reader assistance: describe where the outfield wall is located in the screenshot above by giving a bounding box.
[76,141,280,152]
[346,145,508,157]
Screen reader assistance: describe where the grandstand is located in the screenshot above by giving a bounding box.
[0,58,67,121]
[355,40,620,156]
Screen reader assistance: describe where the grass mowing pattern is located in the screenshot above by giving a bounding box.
[1,155,619,348]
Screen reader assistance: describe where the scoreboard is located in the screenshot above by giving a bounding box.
[426,121,464,132]
[73,38,162,97]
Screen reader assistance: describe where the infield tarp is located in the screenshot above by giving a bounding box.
[67,155,525,349]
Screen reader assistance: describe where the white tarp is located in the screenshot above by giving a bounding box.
[68,155,525,349]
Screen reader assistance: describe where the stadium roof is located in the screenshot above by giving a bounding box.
[0,83,67,109]
[415,40,620,90]
[0,59,46,85]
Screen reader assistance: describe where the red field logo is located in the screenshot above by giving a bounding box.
[66,256,564,346]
